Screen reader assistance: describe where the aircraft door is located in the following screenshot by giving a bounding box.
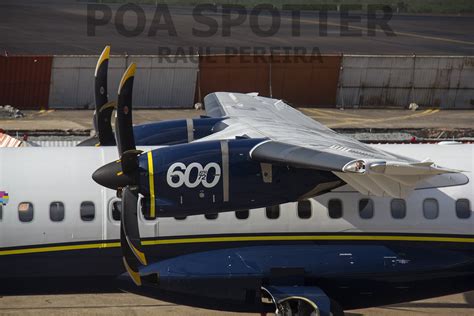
[138,196,159,241]
[105,197,121,241]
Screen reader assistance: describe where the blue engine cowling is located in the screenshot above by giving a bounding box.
[134,117,225,145]
[137,138,342,218]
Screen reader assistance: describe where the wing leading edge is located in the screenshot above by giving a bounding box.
[203,92,464,198]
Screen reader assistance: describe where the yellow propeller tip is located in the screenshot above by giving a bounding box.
[118,63,137,94]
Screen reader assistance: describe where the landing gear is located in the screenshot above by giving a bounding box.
[274,299,345,316]
[276,299,319,316]
[261,286,345,316]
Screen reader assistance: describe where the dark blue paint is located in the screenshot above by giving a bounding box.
[136,242,474,311]
[2,237,474,312]
[138,139,341,217]
[133,118,224,146]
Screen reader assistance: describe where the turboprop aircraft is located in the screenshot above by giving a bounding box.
[78,46,223,147]
[0,63,473,316]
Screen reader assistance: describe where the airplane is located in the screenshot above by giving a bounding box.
[0,63,473,316]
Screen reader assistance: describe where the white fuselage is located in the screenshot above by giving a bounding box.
[0,144,472,251]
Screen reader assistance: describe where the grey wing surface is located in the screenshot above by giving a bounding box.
[202,92,462,198]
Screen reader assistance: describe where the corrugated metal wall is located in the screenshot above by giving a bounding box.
[271,55,341,106]
[2,54,471,109]
[0,56,53,110]
[338,55,474,109]
[198,55,341,107]
[198,55,271,99]
[33,140,81,147]
[49,55,198,108]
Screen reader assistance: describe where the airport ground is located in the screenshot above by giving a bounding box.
[1,289,474,315]
[2,108,474,141]
[1,0,474,55]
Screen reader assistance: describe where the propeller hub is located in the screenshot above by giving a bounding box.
[92,161,136,190]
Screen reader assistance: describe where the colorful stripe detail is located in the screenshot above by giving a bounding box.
[0,191,9,205]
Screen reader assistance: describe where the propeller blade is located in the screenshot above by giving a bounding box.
[95,45,116,146]
[120,212,142,286]
[92,64,141,191]
[122,149,143,174]
[116,63,137,156]
[122,186,147,267]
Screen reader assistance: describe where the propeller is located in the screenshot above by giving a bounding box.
[78,46,116,147]
[93,63,147,285]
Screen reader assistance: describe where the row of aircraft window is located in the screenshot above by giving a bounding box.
[0,198,471,223]
[170,199,472,221]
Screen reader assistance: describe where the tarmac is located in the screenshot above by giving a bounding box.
[1,291,474,316]
[2,0,474,55]
[1,108,473,141]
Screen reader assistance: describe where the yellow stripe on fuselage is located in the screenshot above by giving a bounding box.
[0,242,121,256]
[1,234,474,257]
[147,151,156,218]
[142,234,474,245]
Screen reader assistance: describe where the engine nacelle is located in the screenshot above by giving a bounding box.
[138,139,342,218]
[134,117,225,145]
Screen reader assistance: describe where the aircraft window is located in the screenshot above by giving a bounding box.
[235,209,249,220]
[50,202,65,222]
[391,199,406,219]
[18,202,34,222]
[111,201,121,221]
[205,213,218,220]
[297,200,312,219]
[0,204,2,221]
[80,201,95,222]
[328,199,343,219]
[266,205,280,220]
[174,216,187,220]
[423,199,439,220]
[456,199,471,219]
[359,199,374,219]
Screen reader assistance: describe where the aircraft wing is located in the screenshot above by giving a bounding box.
[203,92,460,198]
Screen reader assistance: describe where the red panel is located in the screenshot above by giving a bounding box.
[198,54,342,107]
[0,56,53,110]
[198,55,270,103]
[271,55,342,107]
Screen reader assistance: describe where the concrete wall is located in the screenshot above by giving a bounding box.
[49,55,198,109]
[338,55,474,109]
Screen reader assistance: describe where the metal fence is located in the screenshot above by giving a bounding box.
[198,55,341,107]
[48,55,198,109]
[338,55,474,109]
[1,54,472,109]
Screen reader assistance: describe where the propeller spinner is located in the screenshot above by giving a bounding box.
[93,63,147,285]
